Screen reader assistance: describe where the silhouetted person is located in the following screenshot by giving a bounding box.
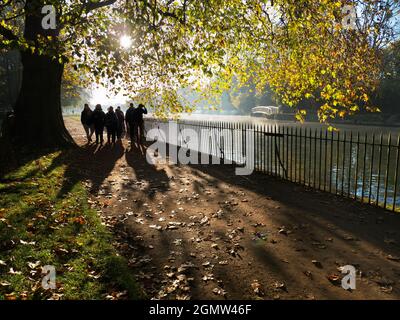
[133,103,148,145]
[92,104,105,145]
[81,103,94,143]
[125,103,136,144]
[115,106,125,140]
[105,106,118,144]
[1,111,15,139]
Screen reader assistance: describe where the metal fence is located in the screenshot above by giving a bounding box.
[145,118,400,212]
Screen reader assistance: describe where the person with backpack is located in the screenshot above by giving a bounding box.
[80,104,94,143]
[91,104,105,145]
[132,103,148,145]
[115,106,126,140]
[104,106,118,144]
[125,103,136,144]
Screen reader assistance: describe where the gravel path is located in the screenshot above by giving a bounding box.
[65,117,400,300]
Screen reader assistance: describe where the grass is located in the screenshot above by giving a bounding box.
[0,151,143,300]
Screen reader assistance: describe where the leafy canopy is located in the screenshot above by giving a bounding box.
[1,0,399,123]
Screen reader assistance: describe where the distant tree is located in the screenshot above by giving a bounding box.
[376,40,400,115]
[0,50,21,110]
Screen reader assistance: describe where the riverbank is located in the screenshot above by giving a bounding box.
[58,116,400,299]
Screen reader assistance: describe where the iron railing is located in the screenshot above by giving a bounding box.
[145,118,400,212]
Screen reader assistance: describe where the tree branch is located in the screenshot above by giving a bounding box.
[0,24,18,41]
[83,0,118,12]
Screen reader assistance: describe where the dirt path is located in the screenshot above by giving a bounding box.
[65,117,400,300]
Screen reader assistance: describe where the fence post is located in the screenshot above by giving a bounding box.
[318,129,323,190]
[393,134,400,212]
[324,130,328,192]
[290,127,293,180]
[261,124,265,173]
[329,130,334,193]
[376,134,383,207]
[308,128,312,186]
[368,133,376,204]
[314,129,317,189]
[335,131,340,194]
[383,133,392,210]
[299,127,302,184]
[287,127,290,180]
[348,132,353,198]
[304,127,307,184]
[341,131,347,196]
[361,133,368,203]
[354,132,360,200]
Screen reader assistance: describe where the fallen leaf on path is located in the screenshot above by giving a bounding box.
[278,228,288,235]
[167,222,182,230]
[274,282,287,292]
[8,268,22,275]
[380,286,393,294]
[55,247,69,255]
[251,280,264,296]
[327,274,341,285]
[312,260,323,268]
[149,224,162,231]
[5,293,16,300]
[178,264,194,273]
[48,293,64,300]
[202,274,214,282]
[73,216,86,225]
[200,216,209,225]
[20,240,35,245]
[214,209,224,219]
[212,287,227,297]
[135,218,144,224]
[252,232,268,241]
[173,239,183,246]
[27,261,41,269]
[386,255,400,262]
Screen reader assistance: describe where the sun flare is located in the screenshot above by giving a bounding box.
[120,35,132,49]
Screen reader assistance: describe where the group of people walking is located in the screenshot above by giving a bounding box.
[81,103,147,146]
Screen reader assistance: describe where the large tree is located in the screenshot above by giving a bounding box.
[0,0,398,146]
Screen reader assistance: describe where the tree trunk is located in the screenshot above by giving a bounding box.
[13,52,74,147]
[11,0,74,148]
